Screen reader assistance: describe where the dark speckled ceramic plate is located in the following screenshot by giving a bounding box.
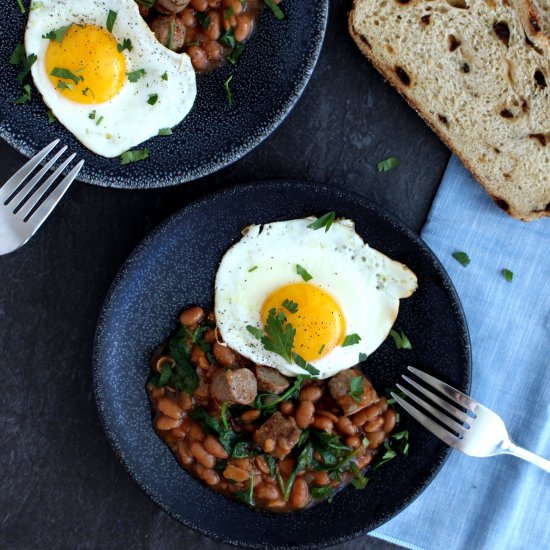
[0,2,327,189]
[93,181,471,549]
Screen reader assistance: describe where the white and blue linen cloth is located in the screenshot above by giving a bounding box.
[372,155,550,550]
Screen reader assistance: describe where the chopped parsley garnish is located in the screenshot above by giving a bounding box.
[358,352,368,362]
[127,68,146,82]
[224,6,234,19]
[234,473,255,505]
[196,12,211,29]
[350,462,369,489]
[265,0,285,20]
[16,0,25,14]
[261,307,295,363]
[373,441,397,470]
[224,75,233,106]
[11,84,31,105]
[220,27,236,48]
[452,251,470,267]
[106,10,118,33]
[318,344,325,355]
[373,431,409,470]
[47,110,56,123]
[56,81,74,91]
[227,43,245,64]
[10,43,37,84]
[311,485,334,499]
[117,38,133,52]
[282,299,298,314]
[377,156,400,172]
[50,67,83,85]
[220,401,230,431]
[502,268,513,282]
[158,127,173,136]
[96,116,104,126]
[82,87,95,99]
[283,442,313,500]
[167,19,175,50]
[42,25,71,43]
[296,264,312,282]
[265,454,276,477]
[30,2,44,10]
[253,374,309,410]
[147,93,159,105]
[136,0,156,7]
[392,430,410,455]
[246,325,263,340]
[248,265,258,272]
[89,110,96,120]
[307,211,335,232]
[158,363,172,386]
[389,329,411,349]
[161,71,168,81]
[292,352,320,377]
[349,376,364,403]
[342,333,361,347]
[120,148,149,165]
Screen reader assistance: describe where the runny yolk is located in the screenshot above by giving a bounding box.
[45,24,126,104]
[261,283,346,362]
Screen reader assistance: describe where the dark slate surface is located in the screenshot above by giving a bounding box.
[0,1,450,548]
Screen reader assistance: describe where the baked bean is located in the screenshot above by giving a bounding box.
[222,13,236,31]
[382,408,397,433]
[150,386,165,399]
[295,400,315,429]
[263,438,275,453]
[195,463,220,485]
[255,482,280,500]
[189,421,205,441]
[213,341,236,366]
[233,457,252,471]
[290,478,310,509]
[208,0,221,6]
[234,13,252,42]
[180,8,196,27]
[179,306,204,327]
[355,451,374,469]
[205,11,221,40]
[190,441,216,468]
[255,455,271,475]
[276,439,291,456]
[299,385,323,403]
[223,464,249,483]
[170,417,190,439]
[267,499,286,509]
[188,46,208,71]
[310,470,331,486]
[378,396,388,414]
[178,392,193,411]
[336,416,357,436]
[365,429,386,449]
[190,0,208,10]
[279,457,295,477]
[204,434,229,459]
[156,414,182,431]
[279,400,295,416]
[311,415,333,433]
[177,440,194,465]
[240,409,261,422]
[345,436,362,449]
[157,397,183,420]
[363,416,385,433]
[316,410,339,423]
[225,0,243,15]
[204,41,223,61]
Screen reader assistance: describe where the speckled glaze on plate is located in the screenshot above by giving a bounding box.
[93,181,471,549]
[0,1,327,189]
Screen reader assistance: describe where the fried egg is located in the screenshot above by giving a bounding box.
[214,217,418,379]
[25,0,196,157]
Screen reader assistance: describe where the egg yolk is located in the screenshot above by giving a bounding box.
[261,283,346,362]
[45,24,126,104]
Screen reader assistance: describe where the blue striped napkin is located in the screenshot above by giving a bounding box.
[372,155,550,549]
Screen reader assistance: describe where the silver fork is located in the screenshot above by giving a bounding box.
[393,366,550,473]
[0,139,84,256]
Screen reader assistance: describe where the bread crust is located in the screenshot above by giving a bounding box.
[348,0,550,221]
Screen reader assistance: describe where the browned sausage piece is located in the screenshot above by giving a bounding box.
[255,365,290,394]
[253,412,301,459]
[210,368,257,405]
[328,368,379,416]
[156,0,191,14]
[150,16,186,51]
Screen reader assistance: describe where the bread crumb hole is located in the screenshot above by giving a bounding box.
[534,70,547,88]
[448,34,461,51]
[493,22,510,47]
[446,0,469,9]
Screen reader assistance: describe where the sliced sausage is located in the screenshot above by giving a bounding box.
[155,0,191,14]
[210,368,257,405]
[150,15,186,51]
[255,365,290,394]
[328,368,379,416]
[253,412,301,459]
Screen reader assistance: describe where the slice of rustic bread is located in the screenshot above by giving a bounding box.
[349,0,550,221]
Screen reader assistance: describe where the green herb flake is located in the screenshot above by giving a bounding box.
[117,37,133,52]
[265,454,276,478]
[358,352,368,362]
[82,87,95,99]
[307,211,336,232]
[16,0,26,14]
[389,329,411,350]
[452,251,470,267]
[10,44,37,84]
[31,2,45,10]
[264,0,285,19]
[502,268,513,282]
[224,75,233,106]
[350,463,369,489]
[227,43,245,64]
[282,299,298,314]
[246,325,263,340]
[311,485,334,499]
[158,127,173,136]
[120,148,150,165]
[196,12,211,29]
[220,401,230,431]
[373,441,397,470]
[42,25,71,43]
[318,344,326,355]
[47,109,57,123]
[96,115,104,126]
[261,308,295,363]
[377,156,400,172]
[11,83,31,105]
[248,265,258,272]
[292,352,320,377]
[161,71,168,81]
[106,9,118,33]
[224,6,234,19]
[158,363,172,386]
[56,81,73,91]
[147,93,159,105]
[220,27,236,48]
[50,67,83,85]
[127,68,146,82]
[89,110,96,120]
[349,375,364,403]
[342,333,361,347]
[167,18,175,50]
[296,264,312,282]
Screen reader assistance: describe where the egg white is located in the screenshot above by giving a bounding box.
[214,217,418,379]
[25,0,196,157]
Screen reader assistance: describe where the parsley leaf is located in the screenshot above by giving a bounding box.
[319,344,325,355]
[282,299,298,314]
[224,75,233,106]
[311,485,334,499]
[265,0,285,19]
[161,71,168,81]
[50,67,83,85]
[307,211,336,232]
[167,327,199,394]
[196,12,211,29]
[292,352,320,377]
[47,109,57,123]
[158,127,173,136]
[147,93,159,105]
[350,462,369,489]
[358,352,368,362]
[502,268,513,282]
[220,27,236,48]
[377,156,400,172]
[82,87,95,99]
[296,264,312,282]
[349,376,364,403]
[127,68,146,82]
[120,148,149,165]
[261,308,295,363]
[10,43,37,84]
[224,6,234,19]
[11,84,31,105]
[452,251,470,267]
[16,0,26,13]
[117,38,133,52]
[227,43,245,64]
[342,333,361,347]
[158,363,172,386]
[389,329,411,349]
[42,25,71,43]
[373,440,397,470]
[220,401,230,431]
[89,110,96,120]
[106,10,118,33]
[246,325,263,340]
[248,265,258,272]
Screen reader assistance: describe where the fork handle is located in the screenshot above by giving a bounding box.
[505,443,550,474]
